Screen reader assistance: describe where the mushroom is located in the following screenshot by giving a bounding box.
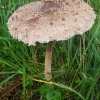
[7,0,96,81]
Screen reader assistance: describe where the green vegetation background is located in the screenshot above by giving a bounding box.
[0,0,100,100]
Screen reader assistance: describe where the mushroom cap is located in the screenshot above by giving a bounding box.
[7,0,96,46]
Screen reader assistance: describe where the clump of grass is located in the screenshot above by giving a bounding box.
[0,0,100,100]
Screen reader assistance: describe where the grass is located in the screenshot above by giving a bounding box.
[0,0,100,100]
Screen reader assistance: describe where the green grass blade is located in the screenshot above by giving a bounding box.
[0,74,17,86]
[31,78,85,100]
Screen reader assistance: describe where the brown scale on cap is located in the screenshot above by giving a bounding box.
[40,1,60,13]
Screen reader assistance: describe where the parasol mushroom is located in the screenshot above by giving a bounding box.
[7,0,96,81]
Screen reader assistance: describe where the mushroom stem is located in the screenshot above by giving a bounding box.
[45,41,53,81]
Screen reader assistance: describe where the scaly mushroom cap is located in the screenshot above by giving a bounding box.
[7,0,96,46]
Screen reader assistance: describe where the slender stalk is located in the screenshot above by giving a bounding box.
[45,41,53,81]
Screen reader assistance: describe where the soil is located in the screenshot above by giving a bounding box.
[0,75,41,100]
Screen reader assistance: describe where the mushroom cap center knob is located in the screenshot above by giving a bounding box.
[40,1,60,13]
